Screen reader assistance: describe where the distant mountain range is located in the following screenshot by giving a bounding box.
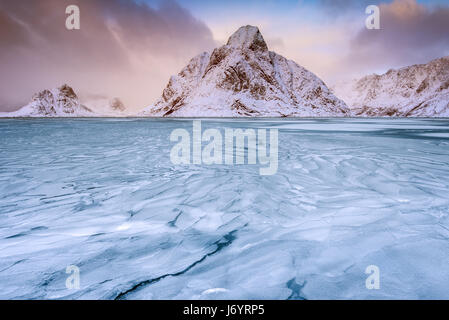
[1,26,448,118]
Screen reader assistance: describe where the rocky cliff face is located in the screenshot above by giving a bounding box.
[4,84,95,117]
[141,25,350,117]
[333,56,449,117]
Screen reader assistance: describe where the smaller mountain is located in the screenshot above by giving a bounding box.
[0,86,131,117]
[1,85,95,117]
[333,56,449,117]
[82,95,129,116]
[110,98,126,112]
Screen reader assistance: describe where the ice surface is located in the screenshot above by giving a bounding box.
[0,118,449,299]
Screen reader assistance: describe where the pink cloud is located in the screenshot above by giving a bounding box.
[0,0,215,112]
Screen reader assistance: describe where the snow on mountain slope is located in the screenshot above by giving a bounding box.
[0,86,132,117]
[140,25,350,117]
[333,56,449,117]
[0,85,95,117]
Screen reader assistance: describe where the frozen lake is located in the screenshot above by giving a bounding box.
[1,118,449,299]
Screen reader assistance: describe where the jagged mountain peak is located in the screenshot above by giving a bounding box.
[141,25,349,117]
[3,85,94,117]
[226,25,268,52]
[57,84,77,99]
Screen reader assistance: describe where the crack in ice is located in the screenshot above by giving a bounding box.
[113,229,239,300]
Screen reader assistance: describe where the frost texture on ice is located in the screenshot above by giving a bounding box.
[0,119,449,299]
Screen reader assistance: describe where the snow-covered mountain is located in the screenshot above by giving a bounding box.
[4,26,446,118]
[1,85,95,117]
[140,25,350,117]
[0,85,130,117]
[333,56,449,117]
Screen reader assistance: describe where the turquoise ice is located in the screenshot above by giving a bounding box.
[0,118,449,299]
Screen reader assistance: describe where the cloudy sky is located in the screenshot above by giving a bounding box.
[0,0,448,112]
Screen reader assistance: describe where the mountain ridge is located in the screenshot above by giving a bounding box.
[332,56,449,117]
[1,26,447,118]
